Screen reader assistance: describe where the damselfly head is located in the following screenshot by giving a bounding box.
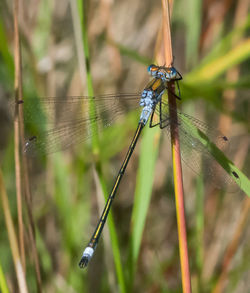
[147,64,179,81]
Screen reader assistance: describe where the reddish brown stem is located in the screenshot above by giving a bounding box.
[161,1,192,292]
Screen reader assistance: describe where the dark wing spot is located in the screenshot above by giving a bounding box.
[28,136,37,141]
[232,171,239,179]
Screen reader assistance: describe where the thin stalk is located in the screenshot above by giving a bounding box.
[0,169,28,293]
[13,1,42,291]
[75,1,126,290]
[13,0,25,271]
[161,1,192,292]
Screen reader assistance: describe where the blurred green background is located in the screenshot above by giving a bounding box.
[0,0,250,292]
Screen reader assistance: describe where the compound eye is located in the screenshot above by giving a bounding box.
[170,67,177,77]
[147,64,157,73]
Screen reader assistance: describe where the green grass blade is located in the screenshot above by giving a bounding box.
[185,15,250,84]
[129,126,160,278]
[98,173,127,293]
[185,0,202,68]
[186,38,250,83]
[182,115,250,196]
[204,140,249,196]
[107,39,152,65]
[76,1,126,288]
[197,14,250,69]
[195,176,204,291]
[0,264,9,293]
[53,154,75,249]
[0,20,14,84]
[77,0,98,152]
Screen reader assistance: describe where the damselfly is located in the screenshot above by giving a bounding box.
[13,65,239,268]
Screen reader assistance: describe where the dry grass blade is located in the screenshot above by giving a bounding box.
[13,0,25,273]
[13,0,42,291]
[0,169,28,293]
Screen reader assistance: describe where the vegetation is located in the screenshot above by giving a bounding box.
[0,0,249,292]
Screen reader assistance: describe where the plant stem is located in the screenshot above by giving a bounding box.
[13,0,25,271]
[13,0,42,291]
[161,1,192,292]
[0,169,28,293]
[74,2,126,290]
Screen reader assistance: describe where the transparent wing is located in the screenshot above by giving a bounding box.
[10,94,141,124]
[14,94,141,156]
[155,101,240,191]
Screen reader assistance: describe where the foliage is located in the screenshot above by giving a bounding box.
[0,0,249,292]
